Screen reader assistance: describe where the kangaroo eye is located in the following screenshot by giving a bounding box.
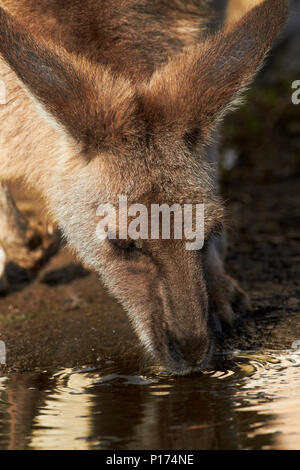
[110,238,143,253]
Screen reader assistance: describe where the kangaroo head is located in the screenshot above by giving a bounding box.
[0,1,288,373]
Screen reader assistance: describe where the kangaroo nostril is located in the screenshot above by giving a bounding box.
[167,335,184,363]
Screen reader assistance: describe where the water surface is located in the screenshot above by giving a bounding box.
[1,347,300,450]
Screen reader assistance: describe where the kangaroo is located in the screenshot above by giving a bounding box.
[0,0,288,374]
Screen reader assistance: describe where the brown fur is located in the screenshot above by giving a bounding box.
[0,1,288,373]
[0,0,212,81]
[141,0,288,143]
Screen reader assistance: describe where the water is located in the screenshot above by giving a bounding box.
[1,348,300,450]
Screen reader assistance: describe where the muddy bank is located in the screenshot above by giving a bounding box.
[0,245,147,371]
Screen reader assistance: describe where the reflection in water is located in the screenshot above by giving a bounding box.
[30,370,94,450]
[0,349,300,450]
[233,351,300,450]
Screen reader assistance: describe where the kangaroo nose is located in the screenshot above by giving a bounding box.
[165,331,212,374]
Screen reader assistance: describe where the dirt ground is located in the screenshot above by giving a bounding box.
[0,40,299,374]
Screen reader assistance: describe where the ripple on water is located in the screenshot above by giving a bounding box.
[0,347,300,450]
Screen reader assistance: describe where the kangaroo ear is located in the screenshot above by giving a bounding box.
[0,7,142,153]
[142,0,288,144]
